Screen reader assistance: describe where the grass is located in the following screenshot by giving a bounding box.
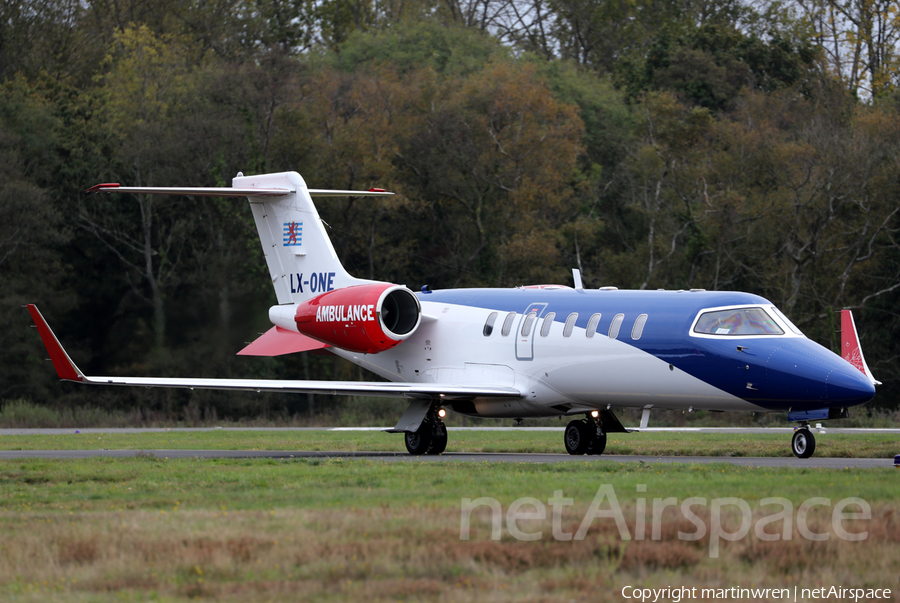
[0,457,898,602]
[3,456,900,512]
[0,429,898,457]
[4,398,900,428]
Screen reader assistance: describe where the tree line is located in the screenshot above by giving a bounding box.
[2,0,900,418]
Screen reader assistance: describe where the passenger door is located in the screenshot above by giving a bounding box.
[516,303,548,361]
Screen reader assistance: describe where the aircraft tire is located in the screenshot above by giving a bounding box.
[427,431,448,455]
[564,420,590,455]
[405,428,433,455]
[791,428,816,459]
[587,432,607,455]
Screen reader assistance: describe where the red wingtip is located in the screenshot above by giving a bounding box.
[368,187,387,192]
[85,183,120,193]
[26,304,83,382]
[840,309,879,385]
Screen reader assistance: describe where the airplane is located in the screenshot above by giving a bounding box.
[28,170,879,458]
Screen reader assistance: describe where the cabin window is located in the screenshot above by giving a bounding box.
[501,312,517,336]
[563,313,578,337]
[586,313,602,338]
[540,312,556,337]
[521,313,537,337]
[608,313,624,338]
[694,307,783,336]
[632,314,648,340]
[483,312,498,336]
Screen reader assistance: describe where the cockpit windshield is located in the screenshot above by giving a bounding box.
[694,307,784,336]
[770,306,805,336]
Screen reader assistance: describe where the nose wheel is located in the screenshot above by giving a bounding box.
[791,426,816,458]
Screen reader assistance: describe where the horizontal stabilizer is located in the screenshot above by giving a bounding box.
[86,184,292,197]
[237,326,329,356]
[307,189,393,197]
[86,183,393,198]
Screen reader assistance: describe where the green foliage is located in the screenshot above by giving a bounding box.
[0,77,75,402]
[333,20,508,75]
[1,2,900,417]
[534,59,634,173]
[625,23,821,110]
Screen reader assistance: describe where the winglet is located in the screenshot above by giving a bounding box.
[26,305,84,382]
[840,309,880,386]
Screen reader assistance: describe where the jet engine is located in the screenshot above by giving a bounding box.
[274,283,421,354]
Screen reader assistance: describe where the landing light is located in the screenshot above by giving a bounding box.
[590,410,599,418]
[437,408,447,419]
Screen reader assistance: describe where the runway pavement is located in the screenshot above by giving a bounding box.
[0,448,894,468]
[2,426,900,435]
[1,427,896,468]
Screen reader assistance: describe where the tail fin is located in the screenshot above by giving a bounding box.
[839,309,881,385]
[236,171,390,305]
[88,172,393,306]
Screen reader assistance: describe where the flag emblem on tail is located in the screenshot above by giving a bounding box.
[283,222,302,246]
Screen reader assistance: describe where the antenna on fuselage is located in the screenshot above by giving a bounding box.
[572,269,584,290]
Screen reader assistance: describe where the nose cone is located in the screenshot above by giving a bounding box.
[765,342,875,406]
[827,362,876,405]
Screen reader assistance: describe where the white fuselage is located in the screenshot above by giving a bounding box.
[333,298,752,417]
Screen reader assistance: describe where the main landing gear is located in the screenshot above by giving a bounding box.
[404,407,448,455]
[791,424,816,459]
[564,412,607,455]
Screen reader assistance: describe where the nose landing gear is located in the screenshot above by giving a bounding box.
[787,408,848,458]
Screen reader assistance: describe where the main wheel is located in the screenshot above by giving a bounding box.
[791,428,816,459]
[427,431,448,455]
[405,428,433,455]
[587,431,607,455]
[564,420,590,455]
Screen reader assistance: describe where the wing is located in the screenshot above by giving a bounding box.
[27,305,520,400]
